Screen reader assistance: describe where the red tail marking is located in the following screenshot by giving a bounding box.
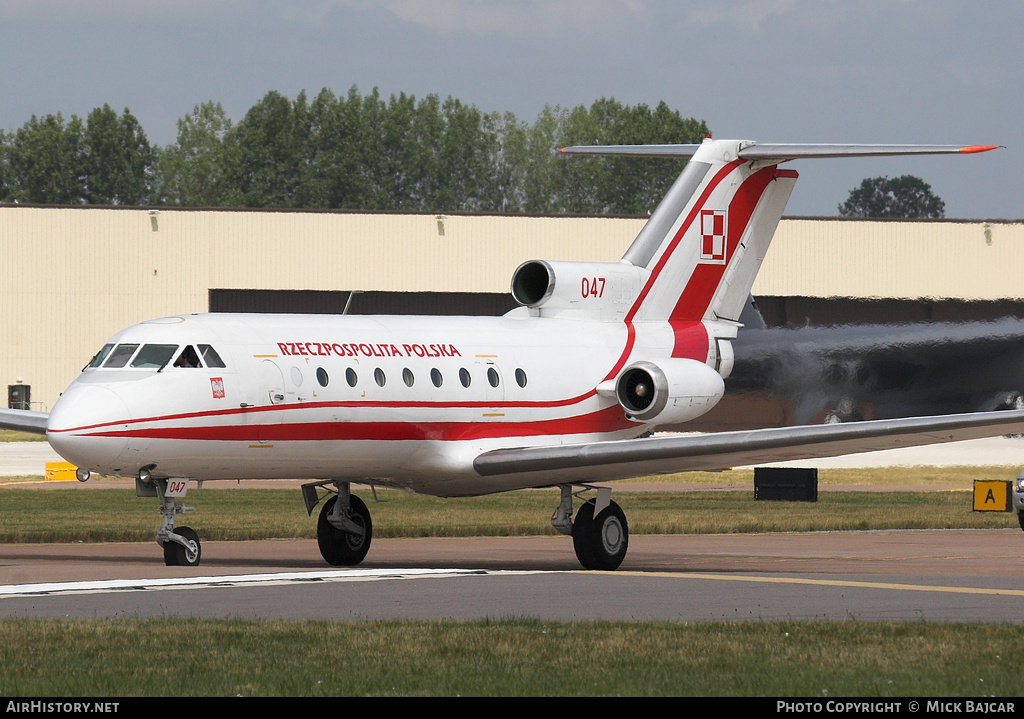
[670,320,709,360]
[668,166,787,323]
[600,158,746,382]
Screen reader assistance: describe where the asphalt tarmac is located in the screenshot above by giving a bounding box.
[2,438,1024,622]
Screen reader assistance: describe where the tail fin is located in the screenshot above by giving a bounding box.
[560,140,999,326]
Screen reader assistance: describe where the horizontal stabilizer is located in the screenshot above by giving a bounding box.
[560,143,1001,162]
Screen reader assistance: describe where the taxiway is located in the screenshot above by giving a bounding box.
[2,438,1023,622]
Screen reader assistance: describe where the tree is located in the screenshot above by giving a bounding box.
[838,175,945,219]
[1,88,711,213]
[225,90,311,208]
[0,130,10,201]
[82,105,153,205]
[154,101,233,206]
[298,86,371,210]
[6,113,87,204]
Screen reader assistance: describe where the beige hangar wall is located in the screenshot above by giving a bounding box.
[1,205,1021,410]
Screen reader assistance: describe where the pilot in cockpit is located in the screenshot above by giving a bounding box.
[174,345,202,368]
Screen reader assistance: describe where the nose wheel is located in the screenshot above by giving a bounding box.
[140,475,203,567]
[162,526,201,567]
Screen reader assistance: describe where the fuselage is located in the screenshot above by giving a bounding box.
[46,310,679,496]
[45,139,816,497]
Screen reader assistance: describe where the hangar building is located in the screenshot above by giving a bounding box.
[1,205,1021,412]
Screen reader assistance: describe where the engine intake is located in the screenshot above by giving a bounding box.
[616,358,725,425]
[510,259,644,320]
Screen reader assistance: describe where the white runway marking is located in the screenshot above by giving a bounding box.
[0,568,494,597]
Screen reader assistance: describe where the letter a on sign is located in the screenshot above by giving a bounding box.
[972,480,1011,512]
[700,209,727,264]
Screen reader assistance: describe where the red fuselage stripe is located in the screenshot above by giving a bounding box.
[77,406,637,442]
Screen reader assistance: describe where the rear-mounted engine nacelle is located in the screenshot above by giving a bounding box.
[616,358,726,425]
[511,259,644,320]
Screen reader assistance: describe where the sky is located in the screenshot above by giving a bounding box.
[0,0,1020,218]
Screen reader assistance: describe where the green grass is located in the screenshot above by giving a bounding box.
[0,482,1018,543]
[0,429,47,442]
[0,618,1021,696]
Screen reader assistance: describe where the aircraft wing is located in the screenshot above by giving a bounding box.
[473,409,1024,487]
[0,408,49,434]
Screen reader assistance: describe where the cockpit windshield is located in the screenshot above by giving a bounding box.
[90,342,228,370]
[87,344,115,369]
[173,345,201,368]
[103,344,140,368]
[198,344,226,368]
[130,344,179,369]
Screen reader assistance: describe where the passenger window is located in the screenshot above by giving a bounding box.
[131,344,178,369]
[487,367,500,388]
[459,368,471,388]
[103,344,140,368]
[515,368,528,388]
[403,368,415,387]
[87,344,115,369]
[197,344,226,368]
[174,345,202,368]
[316,368,329,387]
[374,368,386,387]
[346,368,358,387]
[430,368,443,388]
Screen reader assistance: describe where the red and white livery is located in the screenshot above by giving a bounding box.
[1,138,1012,570]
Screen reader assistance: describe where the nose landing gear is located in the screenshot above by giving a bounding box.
[137,474,201,567]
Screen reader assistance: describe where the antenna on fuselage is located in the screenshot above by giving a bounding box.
[343,290,363,316]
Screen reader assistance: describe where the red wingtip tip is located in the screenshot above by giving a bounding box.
[959,145,1001,153]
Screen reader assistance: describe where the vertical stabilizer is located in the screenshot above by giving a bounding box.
[621,139,796,325]
[557,140,1000,330]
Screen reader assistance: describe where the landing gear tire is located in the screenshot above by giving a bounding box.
[572,499,628,571]
[317,494,373,566]
[162,526,201,567]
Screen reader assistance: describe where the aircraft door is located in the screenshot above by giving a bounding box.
[259,360,286,405]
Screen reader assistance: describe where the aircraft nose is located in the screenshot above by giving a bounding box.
[46,383,132,473]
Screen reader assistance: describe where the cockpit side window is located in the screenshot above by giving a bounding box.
[130,344,179,369]
[87,344,115,369]
[103,344,140,368]
[197,344,226,368]
[173,345,202,368]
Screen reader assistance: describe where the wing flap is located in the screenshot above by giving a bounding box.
[473,410,1024,487]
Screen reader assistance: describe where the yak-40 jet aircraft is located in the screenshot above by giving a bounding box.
[2,138,1020,570]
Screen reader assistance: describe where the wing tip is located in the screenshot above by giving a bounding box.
[959,145,1002,154]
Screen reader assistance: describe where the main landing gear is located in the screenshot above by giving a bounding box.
[301,481,628,571]
[551,485,629,570]
[302,481,373,566]
[135,472,202,567]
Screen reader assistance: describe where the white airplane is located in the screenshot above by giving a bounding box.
[2,138,1019,570]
